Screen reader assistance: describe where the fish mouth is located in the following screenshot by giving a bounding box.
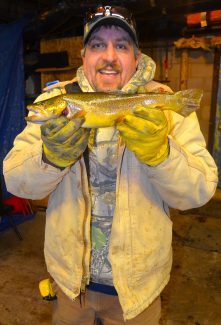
[27,105,49,117]
[27,108,43,115]
[26,105,52,122]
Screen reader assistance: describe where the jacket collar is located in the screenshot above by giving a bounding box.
[76,53,156,94]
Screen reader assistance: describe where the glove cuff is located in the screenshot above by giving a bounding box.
[140,143,169,167]
[43,145,76,168]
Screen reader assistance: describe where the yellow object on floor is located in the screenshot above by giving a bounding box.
[39,278,57,301]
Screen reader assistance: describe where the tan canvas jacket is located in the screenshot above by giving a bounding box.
[3,79,217,320]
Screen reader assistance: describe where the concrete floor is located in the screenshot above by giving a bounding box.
[0,190,220,325]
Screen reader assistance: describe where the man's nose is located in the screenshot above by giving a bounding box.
[103,43,117,61]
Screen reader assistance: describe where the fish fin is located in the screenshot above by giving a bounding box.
[70,111,86,120]
[115,116,125,124]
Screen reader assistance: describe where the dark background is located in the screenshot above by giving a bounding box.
[0,0,221,43]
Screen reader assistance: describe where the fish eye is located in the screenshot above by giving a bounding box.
[59,100,67,109]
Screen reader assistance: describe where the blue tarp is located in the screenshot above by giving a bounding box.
[0,17,28,177]
[0,17,34,231]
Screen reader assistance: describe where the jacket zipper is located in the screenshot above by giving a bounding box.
[79,156,91,303]
[80,274,89,293]
[80,274,89,307]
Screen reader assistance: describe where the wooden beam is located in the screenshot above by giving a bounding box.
[180,50,189,90]
[208,46,221,154]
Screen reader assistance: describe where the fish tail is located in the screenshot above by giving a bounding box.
[172,89,203,117]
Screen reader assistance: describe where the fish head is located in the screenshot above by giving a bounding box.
[26,95,68,123]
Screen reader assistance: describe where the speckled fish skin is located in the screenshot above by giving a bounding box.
[26,89,202,128]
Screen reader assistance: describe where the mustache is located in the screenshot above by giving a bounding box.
[96,62,122,73]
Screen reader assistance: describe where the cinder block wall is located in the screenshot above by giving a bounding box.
[141,45,215,145]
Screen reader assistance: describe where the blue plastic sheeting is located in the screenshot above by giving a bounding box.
[0,17,29,178]
[0,17,34,231]
[0,213,35,232]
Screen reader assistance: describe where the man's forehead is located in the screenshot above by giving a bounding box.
[88,25,132,43]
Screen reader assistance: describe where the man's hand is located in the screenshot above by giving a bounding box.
[117,105,169,166]
[41,116,90,168]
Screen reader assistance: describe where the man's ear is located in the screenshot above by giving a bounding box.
[81,48,86,59]
[135,50,142,69]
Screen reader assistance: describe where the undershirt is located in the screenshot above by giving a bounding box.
[89,127,119,285]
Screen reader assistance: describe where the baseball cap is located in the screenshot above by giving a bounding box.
[83,6,139,47]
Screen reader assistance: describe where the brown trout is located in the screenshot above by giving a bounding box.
[26,89,202,128]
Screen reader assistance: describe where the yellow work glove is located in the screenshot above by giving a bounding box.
[117,105,169,166]
[41,116,90,168]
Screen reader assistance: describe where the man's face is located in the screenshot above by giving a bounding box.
[82,25,141,92]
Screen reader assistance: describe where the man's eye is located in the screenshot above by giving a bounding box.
[91,43,105,49]
[116,44,127,50]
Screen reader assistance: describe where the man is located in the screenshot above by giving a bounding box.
[3,5,217,325]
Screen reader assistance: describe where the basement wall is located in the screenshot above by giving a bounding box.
[141,44,215,145]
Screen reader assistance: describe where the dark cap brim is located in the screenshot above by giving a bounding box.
[84,16,139,47]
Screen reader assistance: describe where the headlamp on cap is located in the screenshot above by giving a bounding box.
[84,6,139,47]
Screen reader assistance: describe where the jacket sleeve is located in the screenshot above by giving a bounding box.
[145,111,218,210]
[3,122,70,200]
[3,91,70,200]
